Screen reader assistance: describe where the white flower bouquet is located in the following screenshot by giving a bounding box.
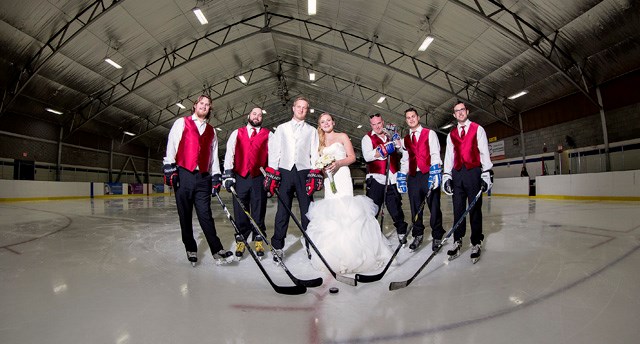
[315,153,337,193]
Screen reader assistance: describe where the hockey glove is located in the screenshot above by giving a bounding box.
[305,169,324,196]
[396,172,408,194]
[222,169,236,192]
[443,173,453,196]
[428,164,442,190]
[163,163,179,187]
[376,142,396,158]
[481,169,494,193]
[211,174,222,196]
[262,167,281,197]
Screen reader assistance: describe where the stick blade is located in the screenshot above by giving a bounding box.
[355,272,384,283]
[335,274,357,286]
[389,280,410,291]
[274,284,307,295]
[295,277,323,288]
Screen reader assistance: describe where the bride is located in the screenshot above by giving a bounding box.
[305,112,392,274]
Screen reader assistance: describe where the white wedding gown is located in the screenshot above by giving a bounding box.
[305,142,393,274]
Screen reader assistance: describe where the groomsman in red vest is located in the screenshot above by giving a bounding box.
[443,101,493,263]
[162,95,233,267]
[222,107,272,259]
[399,108,445,252]
[361,113,408,243]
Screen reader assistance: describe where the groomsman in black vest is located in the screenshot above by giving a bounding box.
[223,107,272,259]
[443,101,493,263]
[361,113,408,243]
[162,94,233,267]
[399,108,445,251]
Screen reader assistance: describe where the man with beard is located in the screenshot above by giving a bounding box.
[223,107,273,259]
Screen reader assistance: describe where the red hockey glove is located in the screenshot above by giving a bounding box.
[305,169,324,196]
[262,167,281,197]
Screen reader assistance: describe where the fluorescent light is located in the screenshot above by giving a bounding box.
[176,103,186,109]
[238,75,248,84]
[45,108,63,115]
[441,123,454,129]
[215,127,222,131]
[418,36,435,51]
[308,0,316,15]
[309,72,316,81]
[310,109,315,113]
[376,96,386,103]
[357,124,363,129]
[123,131,135,136]
[104,58,122,69]
[193,8,208,25]
[261,109,267,114]
[508,90,528,100]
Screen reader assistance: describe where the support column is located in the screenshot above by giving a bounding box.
[595,87,611,172]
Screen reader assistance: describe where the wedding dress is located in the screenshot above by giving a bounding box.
[305,142,392,274]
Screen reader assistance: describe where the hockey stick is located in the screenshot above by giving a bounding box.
[378,155,391,231]
[260,167,357,286]
[389,189,483,291]
[229,186,323,288]
[356,188,432,283]
[214,193,307,295]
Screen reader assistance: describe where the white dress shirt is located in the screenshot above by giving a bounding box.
[400,125,443,174]
[443,119,493,174]
[268,118,319,170]
[163,114,221,175]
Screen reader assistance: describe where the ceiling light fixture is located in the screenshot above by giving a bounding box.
[441,123,454,129]
[261,109,267,114]
[376,96,386,104]
[308,0,317,15]
[193,8,208,25]
[238,75,248,84]
[310,109,315,113]
[309,72,316,81]
[176,103,186,109]
[357,124,363,129]
[215,127,222,131]
[508,90,528,100]
[418,36,435,51]
[123,131,136,136]
[104,58,122,69]
[45,108,63,115]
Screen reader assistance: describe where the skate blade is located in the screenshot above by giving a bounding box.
[472,257,480,264]
[191,262,196,267]
[448,253,460,261]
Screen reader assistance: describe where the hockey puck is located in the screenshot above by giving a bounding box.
[329,287,339,294]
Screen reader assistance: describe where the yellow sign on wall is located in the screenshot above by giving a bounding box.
[488,136,497,143]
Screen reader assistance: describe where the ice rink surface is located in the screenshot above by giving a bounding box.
[1,192,639,344]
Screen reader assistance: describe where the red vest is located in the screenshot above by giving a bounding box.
[450,122,481,171]
[175,117,215,173]
[233,127,269,178]
[403,129,432,176]
[366,132,400,174]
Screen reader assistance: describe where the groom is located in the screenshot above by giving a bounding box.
[263,96,321,262]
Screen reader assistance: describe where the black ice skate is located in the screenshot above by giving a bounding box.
[273,249,284,265]
[409,235,423,252]
[398,234,407,247]
[447,240,462,261]
[432,239,442,252]
[213,249,234,265]
[470,242,482,264]
[186,251,197,267]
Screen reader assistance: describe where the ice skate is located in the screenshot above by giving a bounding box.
[234,234,245,260]
[186,251,197,267]
[447,240,462,261]
[254,237,265,259]
[470,242,482,264]
[398,233,407,247]
[213,249,234,265]
[273,249,284,265]
[409,235,423,252]
[432,239,442,252]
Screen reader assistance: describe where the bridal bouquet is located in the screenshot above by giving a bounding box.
[315,153,338,193]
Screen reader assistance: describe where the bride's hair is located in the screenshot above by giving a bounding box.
[317,112,334,153]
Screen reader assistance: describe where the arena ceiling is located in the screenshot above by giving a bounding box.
[1,0,638,155]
